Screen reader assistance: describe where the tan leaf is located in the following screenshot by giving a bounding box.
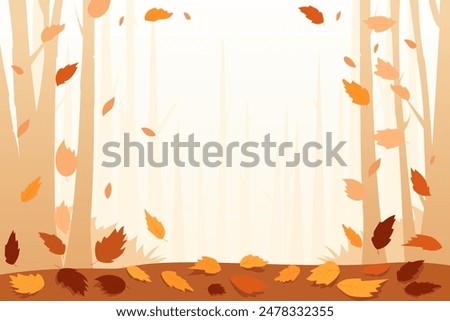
[373,43,379,53]
[368,159,381,177]
[12,65,24,75]
[342,80,370,105]
[17,119,30,138]
[307,261,340,286]
[374,58,399,80]
[54,201,71,234]
[344,56,356,68]
[364,16,396,32]
[127,266,152,283]
[239,255,268,269]
[145,210,166,240]
[41,24,65,42]
[21,177,42,202]
[336,11,341,21]
[102,97,115,116]
[344,179,365,201]
[374,129,404,149]
[9,274,45,295]
[184,12,191,20]
[337,278,387,298]
[142,127,156,137]
[161,271,193,292]
[189,256,221,275]
[343,225,363,248]
[119,16,124,26]
[88,0,111,18]
[56,141,77,177]
[104,183,112,199]
[391,84,410,100]
[405,39,417,49]
[274,265,301,283]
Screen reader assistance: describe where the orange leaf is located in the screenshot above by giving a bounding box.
[145,210,166,240]
[344,179,365,201]
[342,80,370,105]
[403,234,441,251]
[299,6,324,25]
[17,119,30,138]
[105,183,112,199]
[12,65,24,75]
[336,11,341,21]
[102,98,115,116]
[145,8,173,22]
[54,201,71,234]
[410,169,430,196]
[229,275,267,296]
[391,84,410,100]
[373,43,379,53]
[362,264,391,276]
[374,129,404,149]
[56,63,78,86]
[342,225,362,248]
[368,159,381,177]
[364,16,396,32]
[344,56,356,68]
[95,227,127,263]
[56,141,77,177]
[404,39,417,49]
[41,24,65,42]
[184,12,191,20]
[374,58,399,80]
[39,233,66,255]
[88,0,111,18]
[20,177,42,202]
[142,127,156,137]
[119,16,124,26]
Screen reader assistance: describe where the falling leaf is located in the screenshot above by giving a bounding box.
[403,235,442,251]
[229,275,267,296]
[184,12,191,20]
[95,227,127,263]
[410,169,431,196]
[104,183,112,199]
[397,260,424,282]
[39,233,66,255]
[20,177,42,202]
[374,129,404,149]
[337,278,387,298]
[404,39,417,49]
[17,119,30,138]
[4,231,20,265]
[12,65,24,75]
[190,256,221,275]
[54,201,71,234]
[127,266,152,283]
[274,265,301,283]
[299,6,324,25]
[142,127,156,137]
[145,210,166,240]
[9,274,45,296]
[56,141,77,177]
[102,97,115,116]
[405,282,441,296]
[364,16,396,32]
[336,11,341,21]
[362,264,391,276]
[88,0,111,18]
[342,225,362,248]
[371,215,395,250]
[96,275,126,295]
[430,155,436,165]
[161,271,193,292]
[391,84,410,100]
[368,159,381,177]
[145,8,173,22]
[119,16,124,26]
[342,80,370,105]
[307,261,340,286]
[373,43,379,53]
[240,255,268,269]
[374,58,399,80]
[56,268,88,296]
[208,283,226,296]
[344,179,365,201]
[41,24,65,42]
[344,56,356,68]
[56,63,78,86]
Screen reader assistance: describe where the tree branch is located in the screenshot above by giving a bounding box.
[30,43,44,64]
[406,100,425,127]
[74,4,84,35]
[429,0,440,27]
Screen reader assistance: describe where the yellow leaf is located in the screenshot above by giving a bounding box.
[145,210,165,240]
[127,266,152,283]
[342,225,363,248]
[342,80,370,105]
[239,255,268,269]
[9,274,45,295]
[307,261,340,286]
[21,177,42,202]
[189,256,221,275]
[275,265,301,283]
[161,271,193,292]
[337,278,387,298]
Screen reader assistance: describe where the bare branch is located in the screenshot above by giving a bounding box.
[30,43,44,64]
[406,100,425,127]
[75,4,84,35]
[429,0,440,27]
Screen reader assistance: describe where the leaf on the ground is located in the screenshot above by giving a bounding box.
[21,177,42,202]
[368,159,381,177]
[362,264,391,276]
[404,39,417,49]
[343,225,362,248]
[371,215,395,250]
[39,233,66,255]
[142,128,156,137]
[410,169,431,196]
[274,265,301,283]
[374,58,399,80]
[96,275,126,295]
[56,268,88,296]
[391,84,410,100]
[95,227,127,263]
[5,231,20,265]
[208,283,226,296]
[56,141,77,177]
[337,278,387,298]
[403,235,442,251]
[344,179,365,201]
[184,12,191,20]
[102,97,115,116]
[190,256,221,275]
[145,210,166,240]
[145,8,173,22]
[342,80,370,105]
[397,260,424,282]
[41,24,65,42]
[229,274,268,296]
[17,119,30,138]
[127,266,152,283]
[9,274,44,295]
[336,11,341,21]
[54,201,71,234]
[299,6,324,24]
[344,56,356,68]
[161,271,193,292]
[12,65,24,75]
[56,63,78,86]
[374,129,404,149]
[104,183,112,199]
[240,255,268,269]
[307,261,340,286]
[405,282,441,296]
[88,0,111,18]
[364,16,396,32]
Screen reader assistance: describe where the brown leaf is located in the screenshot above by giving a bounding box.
[56,268,88,296]
[371,215,395,250]
[12,65,24,75]
[342,225,362,248]
[336,11,341,21]
[184,12,191,20]
[104,183,112,199]
[41,24,65,42]
[119,16,124,26]
[39,233,66,255]
[88,0,111,18]
[362,264,391,276]
[391,84,410,100]
[96,275,126,295]
[56,141,77,177]
[102,97,115,116]
[142,127,156,137]
[344,179,365,201]
[368,159,381,177]
[344,56,356,68]
[54,201,71,234]
[208,283,226,296]
[145,8,173,22]
[364,16,396,32]
[405,282,441,296]
[17,119,30,138]
[95,227,127,263]
[410,169,431,196]
[404,39,417,49]
[402,235,442,251]
[342,80,370,105]
[229,275,268,296]
[21,177,42,202]
[299,6,324,25]
[56,63,78,86]
[374,129,404,149]
[4,231,20,265]
[374,58,399,80]
[397,260,424,282]
[373,43,379,53]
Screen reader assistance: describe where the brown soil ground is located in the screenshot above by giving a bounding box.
[1,263,449,301]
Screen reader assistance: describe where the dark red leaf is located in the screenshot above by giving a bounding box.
[208,283,226,296]
[371,215,395,250]
[96,275,126,295]
[57,268,88,296]
[397,260,424,282]
[405,282,441,296]
[4,231,20,265]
